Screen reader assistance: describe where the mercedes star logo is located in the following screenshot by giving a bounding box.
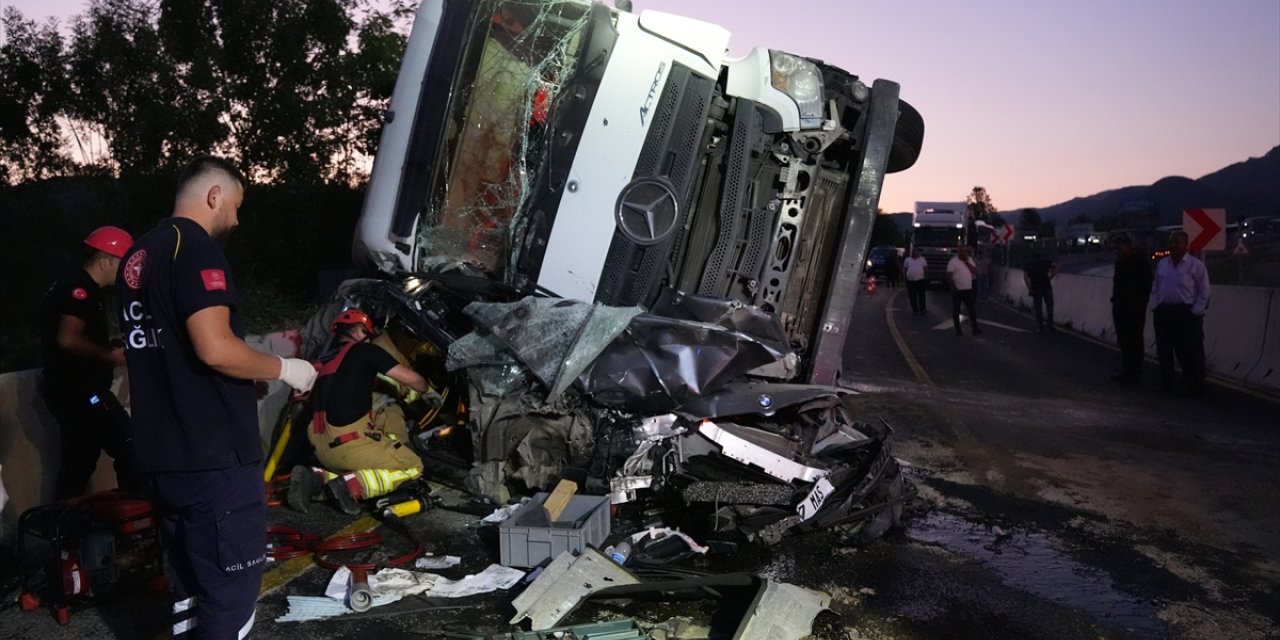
[615,177,679,246]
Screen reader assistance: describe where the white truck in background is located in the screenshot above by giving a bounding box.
[911,201,968,283]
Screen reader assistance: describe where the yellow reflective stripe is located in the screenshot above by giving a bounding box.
[351,468,420,499]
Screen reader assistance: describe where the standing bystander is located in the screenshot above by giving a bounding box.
[903,246,928,315]
[946,244,982,336]
[1148,231,1210,395]
[885,249,901,289]
[1022,252,1058,332]
[1110,234,1153,384]
[39,226,139,499]
[117,156,318,638]
[975,246,992,300]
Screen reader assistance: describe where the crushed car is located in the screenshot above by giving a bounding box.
[284,0,924,546]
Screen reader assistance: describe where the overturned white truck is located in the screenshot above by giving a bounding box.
[299,0,925,545]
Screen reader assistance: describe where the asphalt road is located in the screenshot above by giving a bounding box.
[3,284,1277,639]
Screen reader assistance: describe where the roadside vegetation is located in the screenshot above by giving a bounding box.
[0,0,412,372]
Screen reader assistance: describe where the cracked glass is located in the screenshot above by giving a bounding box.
[418,0,591,278]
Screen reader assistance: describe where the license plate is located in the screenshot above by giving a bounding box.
[796,477,834,521]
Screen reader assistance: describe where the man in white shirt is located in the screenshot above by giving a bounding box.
[946,244,982,336]
[1149,230,1210,395]
[903,246,928,315]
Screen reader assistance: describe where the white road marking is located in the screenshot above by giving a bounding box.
[931,316,1031,333]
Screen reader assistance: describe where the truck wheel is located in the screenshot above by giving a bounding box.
[886,99,924,174]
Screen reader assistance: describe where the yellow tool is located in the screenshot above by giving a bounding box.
[382,497,431,520]
[263,401,301,482]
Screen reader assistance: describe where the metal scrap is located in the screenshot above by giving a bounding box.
[509,549,639,629]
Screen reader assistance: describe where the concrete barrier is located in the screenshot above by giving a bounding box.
[1202,287,1271,382]
[0,330,302,539]
[994,267,1279,395]
[1245,291,1279,390]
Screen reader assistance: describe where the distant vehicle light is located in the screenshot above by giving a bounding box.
[954,223,963,228]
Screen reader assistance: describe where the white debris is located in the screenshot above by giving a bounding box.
[415,554,463,570]
[323,564,525,602]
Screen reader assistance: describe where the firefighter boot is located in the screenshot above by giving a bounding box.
[327,478,363,516]
[287,466,324,514]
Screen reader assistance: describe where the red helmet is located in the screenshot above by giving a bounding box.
[331,309,375,335]
[84,226,133,259]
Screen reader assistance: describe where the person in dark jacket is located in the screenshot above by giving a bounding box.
[1110,234,1153,384]
[39,226,139,499]
[118,156,318,638]
[1022,252,1057,332]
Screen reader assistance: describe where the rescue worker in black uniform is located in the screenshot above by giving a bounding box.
[39,225,139,500]
[117,156,317,639]
[287,309,430,515]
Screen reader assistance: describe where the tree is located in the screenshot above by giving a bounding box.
[0,8,75,183]
[64,0,186,175]
[1,0,411,184]
[1018,207,1042,235]
[155,0,407,184]
[966,186,998,223]
[1040,220,1057,238]
[870,210,905,247]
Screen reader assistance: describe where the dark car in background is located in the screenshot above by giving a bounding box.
[865,245,902,279]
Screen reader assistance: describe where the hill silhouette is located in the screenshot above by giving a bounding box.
[1019,145,1280,227]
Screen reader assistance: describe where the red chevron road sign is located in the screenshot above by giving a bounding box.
[1184,208,1225,252]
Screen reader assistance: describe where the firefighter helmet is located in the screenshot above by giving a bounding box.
[84,226,133,259]
[331,309,375,335]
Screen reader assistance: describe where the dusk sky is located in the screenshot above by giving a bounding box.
[5,0,1278,213]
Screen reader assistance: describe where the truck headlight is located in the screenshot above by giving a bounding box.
[769,51,824,122]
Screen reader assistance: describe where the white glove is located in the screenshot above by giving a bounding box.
[277,356,318,392]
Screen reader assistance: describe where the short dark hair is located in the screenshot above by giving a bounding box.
[177,155,247,194]
[1112,233,1132,246]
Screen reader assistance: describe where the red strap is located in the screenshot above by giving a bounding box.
[315,340,358,377]
[329,432,361,448]
[312,340,360,434]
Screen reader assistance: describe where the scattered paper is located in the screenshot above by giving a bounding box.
[325,567,438,601]
[422,564,525,598]
[629,526,709,554]
[276,594,403,623]
[415,554,462,570]
[482,500,527,524]
[322,564,525,603]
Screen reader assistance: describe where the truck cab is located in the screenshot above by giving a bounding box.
[334,0,926,542]
[353,0,923,381]
[910,201,968,283]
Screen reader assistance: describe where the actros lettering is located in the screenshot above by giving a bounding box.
[639,61,666,126]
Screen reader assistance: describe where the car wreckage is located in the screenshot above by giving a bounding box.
[284,0,924,546]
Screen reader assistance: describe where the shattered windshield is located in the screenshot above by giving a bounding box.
[419,0,591,278]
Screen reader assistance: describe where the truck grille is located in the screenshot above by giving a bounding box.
[595,63,714,306]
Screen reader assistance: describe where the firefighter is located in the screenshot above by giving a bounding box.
[39,225,140,500]
[288,309,431,515]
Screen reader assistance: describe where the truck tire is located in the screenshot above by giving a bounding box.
[886,99,924,174]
